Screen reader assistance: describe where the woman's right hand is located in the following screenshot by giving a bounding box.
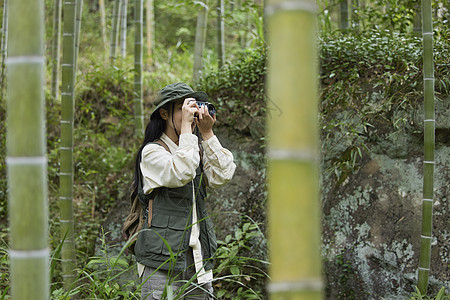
[181,98,199,133]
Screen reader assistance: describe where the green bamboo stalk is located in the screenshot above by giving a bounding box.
[51,0,62,101]
[237,0,248,48]
[110,0,121,61]
[351,0,359,31]
[99,0,107,54]
[266,0,323,299]
[339,0,349,29]
[74,0,83,81]
[193,0,209,86]
[417,0,435,295]
[145,0,154,65]
[1,0,8,96]
[216,0,225,68]
[134,0,143,136]
[6,0,48,299]
[120,0,128,57]
[60,0,77,289]
[413,1,421,34]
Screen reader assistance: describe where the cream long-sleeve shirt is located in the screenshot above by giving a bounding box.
[137,132,236,283]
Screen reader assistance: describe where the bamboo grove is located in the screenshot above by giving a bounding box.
[5,0,48,299]
[1,0,447,298]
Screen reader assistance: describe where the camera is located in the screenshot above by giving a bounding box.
[190,100,216,116]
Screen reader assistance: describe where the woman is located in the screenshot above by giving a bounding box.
[132,82,236,299]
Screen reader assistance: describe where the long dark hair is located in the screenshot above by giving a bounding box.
[130,104,169,202]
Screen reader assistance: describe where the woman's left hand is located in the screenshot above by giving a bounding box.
[195,105,215,140]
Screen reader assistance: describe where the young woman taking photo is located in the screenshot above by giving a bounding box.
[131,82,236,299]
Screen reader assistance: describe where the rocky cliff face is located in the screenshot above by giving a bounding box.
[322,96,449,299]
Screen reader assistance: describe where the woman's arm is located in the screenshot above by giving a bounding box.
[140,133,200,193]
[202,135,236,188]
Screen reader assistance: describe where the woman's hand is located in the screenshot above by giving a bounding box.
[195,104,215,140]
[181,98,199,134]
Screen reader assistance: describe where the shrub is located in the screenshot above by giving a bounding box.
[198,44,267,141]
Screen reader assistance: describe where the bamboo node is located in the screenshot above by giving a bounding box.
[5,56,45,65]
[421,235,432,239]
[6,156,47,165]
[59,172,73,176]
[60,220,74,223]
[9,248,49,259]
[268,279,323,293]
[268,148,317,163]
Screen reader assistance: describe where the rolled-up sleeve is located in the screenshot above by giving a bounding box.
[202,135,236,188]
[140,133,200,193]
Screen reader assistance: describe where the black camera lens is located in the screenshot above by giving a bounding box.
[206,103,216,116]
[196,101,216,116]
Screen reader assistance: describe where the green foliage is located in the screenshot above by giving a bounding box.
[198,44,267,140]
[77,61,134,136]
[154,0,200,50]
[155,0,264,54]
[354,0,417,33]
[50,229,141,299]
[409,286,450,300]
[317,0,448,36]
[0,238,9,299]
[146,44,195,88]
[214,220,268,300]
[334,252,355,299]
[319,30,450,182]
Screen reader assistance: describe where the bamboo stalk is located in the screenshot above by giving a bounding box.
[145,0,154,66]
[51,0,62,101]
[1,0,8,96]
[120,0,128,57]
[266,0,323,299]
[417,0,435,294]
[99,0,107,54]
[110,0,122,61]
[134,0,144,136]
[216,0,225,68]
[193,0,209,86]
[340,0,349,29]
[60,0,77,289]
[6,0,48,298]
[74,0,83,81]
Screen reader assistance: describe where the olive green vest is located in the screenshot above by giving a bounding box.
[134,166,217,272]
